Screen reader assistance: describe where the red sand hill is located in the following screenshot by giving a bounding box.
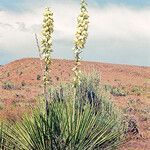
[0,58,150,150]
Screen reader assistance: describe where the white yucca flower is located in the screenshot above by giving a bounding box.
[73,0,89,86]
[41,7,54,66]
[40,7,54,86]
[74,0,89,50]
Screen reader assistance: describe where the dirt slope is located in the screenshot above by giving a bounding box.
[0,58,150,150]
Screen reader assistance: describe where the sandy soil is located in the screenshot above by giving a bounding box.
[0,58,150,150]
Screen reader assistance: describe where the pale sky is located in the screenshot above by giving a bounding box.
[0,0,150,66]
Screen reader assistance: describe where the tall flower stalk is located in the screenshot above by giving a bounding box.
[40,7,54,115]
[73,0,89,88]
[72,0,89,121]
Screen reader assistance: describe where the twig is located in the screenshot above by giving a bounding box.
[35,33,45,96]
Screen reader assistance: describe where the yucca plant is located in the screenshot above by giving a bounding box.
[2,1,126,149]
[0,123,6,150]
[0,123,3,148]
[0,123,12,150]
[4,102,125,150]
[4,74,126,150]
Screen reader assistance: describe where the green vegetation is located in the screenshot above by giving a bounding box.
[104,85,127,96]
[105,84,145,97]
[0,124,8,149]
[0,124,3,148]
[110,87,127,96]
[131,86,144,96]
[2,81,15,90]
[2,81,22,90]
[2,74,126,150]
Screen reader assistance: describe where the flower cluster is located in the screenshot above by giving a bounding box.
[74,0,89,50]
[41,7,54,65]
[73,0,89,87]
[40,8,54,86]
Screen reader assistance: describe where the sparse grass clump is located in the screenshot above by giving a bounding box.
[104,85,127,96]
[2,81,22,90]
[110,87,127,96]
[131,86,144,96]
[2,81,15,90]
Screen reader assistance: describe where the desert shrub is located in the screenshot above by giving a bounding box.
[104,84,113,92]
[104,85,126,97]
[110,87,127,97]
[2,81,15,90]
[131,86,144,96]
[4,74,126,150]
[37,75,41,80]
[2,81,21,90]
